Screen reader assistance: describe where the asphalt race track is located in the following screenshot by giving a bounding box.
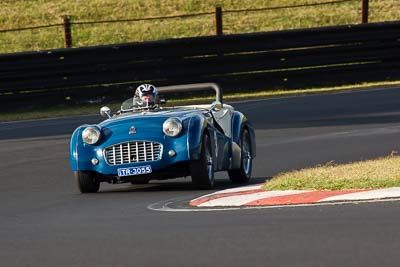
[1,87,400,267]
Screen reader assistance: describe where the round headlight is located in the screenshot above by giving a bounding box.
[82,127,101,145]
[163,118,182,137]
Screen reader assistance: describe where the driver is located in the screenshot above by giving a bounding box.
[133,84,159,110]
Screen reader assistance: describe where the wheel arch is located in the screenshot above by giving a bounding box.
[231,111,256,160]
[70,126,84,171]
[187,115,209,160]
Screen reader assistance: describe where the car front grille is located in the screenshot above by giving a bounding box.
[104,141,162,165]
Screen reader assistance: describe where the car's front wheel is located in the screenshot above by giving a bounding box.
[228,129,252,183]
[74,171,100,193]
[190,134,214,189]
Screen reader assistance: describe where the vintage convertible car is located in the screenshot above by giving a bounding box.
[70,83,256,193]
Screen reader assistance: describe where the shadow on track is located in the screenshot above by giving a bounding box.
[97,177,269,194]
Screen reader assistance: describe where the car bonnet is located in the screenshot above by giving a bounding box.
[97,108,204,134]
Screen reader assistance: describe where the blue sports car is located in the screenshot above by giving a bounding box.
[69,83,256,193]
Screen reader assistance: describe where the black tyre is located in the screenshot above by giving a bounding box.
[74,171,100,193]
[228,129,252,183]
[190,134,214,189]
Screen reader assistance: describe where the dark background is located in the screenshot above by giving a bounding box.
[1,21,399,111]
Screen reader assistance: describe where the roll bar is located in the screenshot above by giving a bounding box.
[158,83,223,106]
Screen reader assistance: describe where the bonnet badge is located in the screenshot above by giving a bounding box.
[129,126,136,135]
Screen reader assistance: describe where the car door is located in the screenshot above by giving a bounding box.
[211,106,233,138]
[211,105,233,170]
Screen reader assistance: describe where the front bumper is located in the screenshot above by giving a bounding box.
[71,134,191,176]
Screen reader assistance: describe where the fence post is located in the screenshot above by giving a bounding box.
[62,15,72,48]
[215,6,223,35]
[362,0,369,24]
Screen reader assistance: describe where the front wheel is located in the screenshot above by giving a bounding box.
[74,171,100,193]
[190,134,214,189]
[228,129,252,183]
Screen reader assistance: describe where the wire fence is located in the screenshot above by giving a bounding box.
[223,0,356,13]
[0,0,385,54]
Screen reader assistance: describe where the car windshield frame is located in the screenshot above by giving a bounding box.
[119,97,160,113]
[118,83,223,114]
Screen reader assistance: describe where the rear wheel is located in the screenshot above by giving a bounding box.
[228,129,252,183]
[190,134,214,189]
[75,171,100,193]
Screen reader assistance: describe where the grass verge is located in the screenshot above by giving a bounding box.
[262,154,400,190]
[1,80,400,122]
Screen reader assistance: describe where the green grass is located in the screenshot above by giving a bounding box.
[0,0,399,54]
[262,154,400,190]
[2,80,400,122]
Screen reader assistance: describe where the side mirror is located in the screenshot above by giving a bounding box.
[100,106,112,118]
[210,101,223,111]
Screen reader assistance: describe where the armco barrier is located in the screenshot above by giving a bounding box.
[0,21,399,111]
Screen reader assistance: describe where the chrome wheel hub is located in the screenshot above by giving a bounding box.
[205,145,213,181]
[242,137,251,175]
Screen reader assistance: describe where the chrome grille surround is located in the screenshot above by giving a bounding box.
[104,141,163,166]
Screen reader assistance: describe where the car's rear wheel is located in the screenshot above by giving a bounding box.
[190,134,214,189]
[75,171,100,193]
[228,129,252,183]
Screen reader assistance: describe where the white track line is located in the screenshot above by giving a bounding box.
[212,184,264,194]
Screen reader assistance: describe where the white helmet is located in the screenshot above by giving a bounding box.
[133,84,158,109]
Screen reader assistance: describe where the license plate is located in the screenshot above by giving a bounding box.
[117,165,152,177]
